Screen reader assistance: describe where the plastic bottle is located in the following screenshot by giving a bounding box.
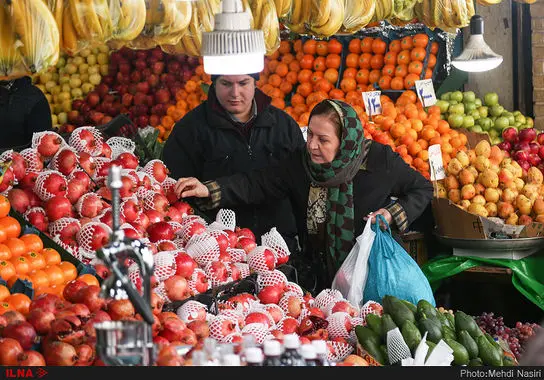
[311,340,331,366]
[222,353,241,366]
[191,350,207,366]
[279,334,304,366]
[300,344,319,366]
[262,339,282,366]
[239,334,256,365]
[203,337,220,366]
[245,347,264,367]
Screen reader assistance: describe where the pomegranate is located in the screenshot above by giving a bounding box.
[74,344,95,366]
[235,227,256,241]
[78,152,96,176]
[76,193,104,218]
[0,168,14,192]
[0,337,24,365]
[144,192,170,215]
[100,142,112,158]
[147,221,174,242]
[280,317,299,334]
[22,189,41,208]
[2,321,38,350]
[164,275,189,301]
[107,299,135,320]
[16,350,46,366]
[37,133,63,157]
[159,317,187,342]
[144,209,163,224]
[150,292,164,315]
[187,320,210,340]
[174,252,197,279]
[45,196,73,222]
[7,188,29,213]
[245,312,272,328]
[49,316,85,346]
[237,237,257,254]
[26,309,56,335]
[10,152,27,181]
[63,280,88,303]
[116,152,139,169]
[66,178,88,204]
[77,285,105,312]
[156,240,177,252]
[56,149,79,176]
[39,171,68,198]
[171,201,193,217]
[121,198,141,222]
[94,263,111,279]
[25,207,48,232]
[258,285,284,305]
[29,294,62,314]
[224,229,238,248]
[19,172,38,190]
[43,341,78,366]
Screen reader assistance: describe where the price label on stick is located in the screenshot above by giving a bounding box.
[428,144,446,181]
[415,79,437,107]
[362,91,382,116]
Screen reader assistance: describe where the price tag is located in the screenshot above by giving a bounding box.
[415,79,437,107]
[428,144,446,181]
[362,91,382,116]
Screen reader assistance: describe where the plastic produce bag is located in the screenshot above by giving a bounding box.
[249,0,280,56]
[1,0,59,79]
[284,0,310,34]
[342,0,376,34]
[273,0,292,19]
[363,215,436,306]
[307,0,344,38]
[332,218,376,307]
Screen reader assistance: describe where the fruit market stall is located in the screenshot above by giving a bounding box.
[0,0,543,368]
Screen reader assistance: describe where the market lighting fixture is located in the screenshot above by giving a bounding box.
[452,15,503,73]
[201,0,266,75]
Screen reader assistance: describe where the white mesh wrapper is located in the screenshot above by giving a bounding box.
[92,157,112,180]
[185,233,220,267]
[276,317,298,333]
[226,248,246,263]
[296,307,311,324]
[223,333,243,344]
[33,170,68,201]
[48,146,79,176]
[204,260,231,288]
[19,148,44,173]
[257,270,288,292]
[76,222,112,259]
[167,221,183,234]
[326,312,352,340]
[233,263,250,279]
[176,300,208,323]
[153,282,171,303]
[23,206,46,221]
[128,263,142,289]
[209,315,241,342]
[153,251,177,282]
[68,126,104,156]
[285,282,304,297]
[215,209,236,231]
[188,268,209,295]
[142,159,169,184]
[137,171,160,190]
[327,341,354,362]
[0,150,13,163]
[48,217,81,239]
[106,137,136,159]
[32,131,67,158]
[120,222,139,236]
[261,227,290,264]
[161,176,177,195]
[314,289,344,312]
[349,317,365,345]
[218,308,245,328]
[264,304,285,324]
[51,235,82,261]
[247,246,276,274]
[142,191,168,213]
[387,328,412,365]
[245,306,276,328]
[324,300,358,318]
[179,216,208,244]
[136,187,152,201]
[75,193,103,218]
[278,292,305,318]
[241,323,270,345]
[360,300,383,320]
[172,237,185,249]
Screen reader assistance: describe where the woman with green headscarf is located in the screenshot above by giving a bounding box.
[175,99,433,293]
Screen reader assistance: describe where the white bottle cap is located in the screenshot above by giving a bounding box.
[311,340,327,355]
[283,334,301,349]
[222,353,241,366]
[245,347,264,364]
[300,344,317,360]
[263,339,281,356]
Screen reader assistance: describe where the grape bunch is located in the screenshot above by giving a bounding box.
[475,312,542,360]
[117,123,138,137]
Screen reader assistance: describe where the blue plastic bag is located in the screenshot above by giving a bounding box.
[363,215,436,306]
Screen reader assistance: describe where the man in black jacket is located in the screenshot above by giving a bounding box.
[162,74,305,252]
[0,76,53,151]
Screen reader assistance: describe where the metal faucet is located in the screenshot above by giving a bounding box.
[94,165,155,366]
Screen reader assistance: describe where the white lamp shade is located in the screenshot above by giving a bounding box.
[452,27,503,73]
[203,53,264,75]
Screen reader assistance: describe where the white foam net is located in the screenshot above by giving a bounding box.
[223,333,243,344]
[204,260,230,288]
[76,222,112,259]
[326,312,352,340]
[226,248,246,263]
[161,176,176,194]
[167,221,183,234]
[241,323,270,345]
[48,217,81,238]
[314,289,345,312]
[51,235,82,261]
[128,263,141,288]
[264,304,285,324]
[0,150,13,162]
[68,126,104,156]
[106,137,136,159]
[247,246,276,274]
[120,222,139,235]
[233,262,250,279]
[179,216,208,245]
[47,146,79,176]
[360,300,383,320]
[327,341,354,362]
[176,300,208,323]
[285,282,304,297]
[19,148,44,173]
[137,171,160,189]
[218,308,245,327]
[256,270,288,292]
[75,193,103,218]
[278,292,305,318]
[142,159,169,184]
[245,307,276,328]
[142,191,167,212]
[387,328,412,365]
[172,237,185,249]
[185,233,220,267]
[32,131,67,158]
[188,268,209,295]
[153,281,171,303]
[153,251,177,282]
[23,206,46,220]
[215,209,236,231]
[209,315,241,342]
[296,307,311,324]
[33,170,67,201]
[135,187,152,201]
[91,157,112,180]
[120,197,142,223]
[261,227,290,263]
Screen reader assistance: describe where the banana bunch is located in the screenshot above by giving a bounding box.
[415,0,473,31]
[0,5,28,79]
[109,0,147,42]
[46,0,64,48]
[273,0,292,18]
[308,0,344,38]
[249,0,280,55]
[3,0,59,76]
[285,0,311,34]
[342,0,376,33]
[392,0,417,21]
[371,0,394,22]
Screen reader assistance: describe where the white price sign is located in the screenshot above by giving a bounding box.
[362,91,382,116]
[428,144,446,181]
[415,79,437,107]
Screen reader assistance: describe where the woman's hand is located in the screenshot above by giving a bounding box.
[174,177,210,199]
[364,208,392,229]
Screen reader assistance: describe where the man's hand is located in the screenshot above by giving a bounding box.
[175,177,210,199]
[364,208,393,230]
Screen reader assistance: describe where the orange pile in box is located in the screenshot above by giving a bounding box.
[0,195,96,313]
[370,91,468,179]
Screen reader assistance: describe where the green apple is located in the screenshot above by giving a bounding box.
[448,114,464,128]
[513,110,521,117]
[462,115,475,128]
[463,91,476,103]
[515,114,526,124]
[488,128,499,138]
[484,92,499,106]
[490,104,504,117]
[449,100,458,105]
[450,91,463,102]
[475,98,482,107]
[490,136,501,145]
[471,125,483,133]
[519,124,529,130]
[506,114,515,125]
[436,100,450,113]
[441,92,451,101]
[480,117,493,130]
[470,110,481,120]
[527,117,534,127]
[464,102,477,113]
[514,122,522,128]
[477,106,488,118]
[449,103,465,114]
[494,116,510,130]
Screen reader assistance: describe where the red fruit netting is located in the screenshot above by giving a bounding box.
[33,170,67,201]
[278,292,305,317]
[142,159,168,184]
[153,281,171,303]
[92,157,112,180]
[153,251,177,282]
[247,246,276,274]
[215,209,236,231]
[185,233,220,267]
[256,270,288,292]
[209,315,241,342]
[261,227,290,263]
[188,268,209,295]
[359,300,383,320]
[106,137,136,159]
[226,248,246,263]
[176,300,208,323]
[327,341,354,362]
[68,126,104,156]
[48,146,80,175]
[74,193,102,218]
[285,282,304,297]
[19,147,44,174]
[76,221,112,259]
[241,323,270,344]
[232,262,250,279]
[326,312,352,340]
[314,289,344,312]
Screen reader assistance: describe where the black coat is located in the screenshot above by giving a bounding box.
[214,141,434,289]
[0,77,52,151]
[162,88,305,249]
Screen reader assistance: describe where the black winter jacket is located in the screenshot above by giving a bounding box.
[0,76,52,151]
[162,87,305,249]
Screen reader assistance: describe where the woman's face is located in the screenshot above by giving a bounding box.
[306,114,341,164]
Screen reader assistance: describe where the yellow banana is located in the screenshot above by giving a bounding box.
[250,0,264,27]
[197,0,214,32]
[476,0,502,5]
[145,0,165,30]
[62,5,78,54]
[260,0,279,54]
[273,0,291,18]
[68,0,91,39]
[310,0,344,37]
[114,0,147,41]
[309,0,331,29]
[343,0,375,33]
[466,0,476,16]
[0,5,22,79]
[46,0,64,43]
[287,0,309,33]
[94,0,112,40]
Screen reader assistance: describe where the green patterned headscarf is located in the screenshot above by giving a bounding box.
[303,100,367,268]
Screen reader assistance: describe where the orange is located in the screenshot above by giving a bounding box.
[297,82,313,97]
[389,40,402,53]
[401,36,414,50]
[0,260,15,281]
[325,54,341,69]
[11,256,30,275]
[370,55,384,70]
[324,68,339,84]
[302,39,317,55]
[275,62,289,77]
[427,54,437,68]
[58,261,78,283]
[286,71,298,85]
[316,41,328,56]
[368,70,381,85]
[408,61,423,75]
[411,47,427,62]
[355,69,370,84]
[5,293,31,315]
[391,76,404,90]
[0,217,21,240]
[340,78,357,93]
[378,75,392,90]
[7,274,30,289]
[425,69,433,80]
[345,53,359,68]
[348,39,361,54]
[397,50,411,65]
[413,33,429,48]
[28,269,49,289]
[431,41,439,55]
[404,74,420,89]
[42,248,61,266]
[0,285,8,302]
[384,52,397,66]
[395,64,408,78]
[293,39,302,53]
[343,67,357,79]
[0,196,9,218]
[329,88,344,100]
[327,39,343,55]
[0,244,11,261]
[372,39,387,55]
[297,69,312,83]
[271,97,285,110]
[288,60,300,72]
[381,64,395,77]
[19,234,43,253]
[279,80,293,95]
[278,40,291,54]
[44,265,64,286]
[0,302,14,315]
[299,55,314,70]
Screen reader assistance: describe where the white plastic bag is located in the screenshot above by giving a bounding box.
[331,218,375,306]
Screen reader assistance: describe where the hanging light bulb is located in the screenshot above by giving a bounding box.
[201,0,266,75]
[452,15,503,73]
